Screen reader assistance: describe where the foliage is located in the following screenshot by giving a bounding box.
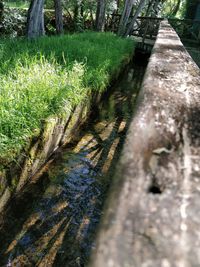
[4,0,29,8]
[2,0,188,37]
[0,32,134,161]
[161,0,186,18]
[185,0,198,19]
[0,7,26,36]
[0,8,66,37]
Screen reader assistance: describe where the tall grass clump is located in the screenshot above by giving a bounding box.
[0,32,135,162]
[0,59,85,160]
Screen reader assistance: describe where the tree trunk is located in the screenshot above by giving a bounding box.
[0,0,3,23]
[95,0,106,31]
[152,0,162,16]
[73,0,83,31]
[145,0,156,16]
[117,0,135,36]
[113,0,120,14]
[125,0,146,37]
[54,0,63,34]
[145,0,162,17]
[90,8,95,28]
[141,0,159,45]
[171,0,181,16]
[74,1,79,21]
[80,0,84,18]
[27,0,45,38]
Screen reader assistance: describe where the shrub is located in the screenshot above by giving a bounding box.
[0,8,26,37]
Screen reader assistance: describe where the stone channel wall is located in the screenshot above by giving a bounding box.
[90,21,200,267]
[0,97,92,213]
[0,55,133,215]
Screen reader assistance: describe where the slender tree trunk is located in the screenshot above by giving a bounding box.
[74,0,86,31]
[145,0,162,17]
[145,0,150,16]
[141,0,162,45]
[96,0,106,31]
[152,0,162,16]
[54,0,63,34]
[27,0,45,38]
[171,0,181,17]
[73,2,79,29]
[113,0,120,14]
[73,0,84,20]
[80,0,84,18]
[125,0,146,37]
[145,0,155,16]
[74,1,79,21]
[0,0,3,23]
[90,8,95,27]
[117,0,136,36]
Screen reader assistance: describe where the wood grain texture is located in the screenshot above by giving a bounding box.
[90,21,200,267]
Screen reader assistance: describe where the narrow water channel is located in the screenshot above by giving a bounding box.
[0,60,146,267]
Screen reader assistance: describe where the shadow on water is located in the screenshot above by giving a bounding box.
[0,60,146,267]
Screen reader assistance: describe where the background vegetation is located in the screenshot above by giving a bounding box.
[0,0,193,38]
[0,0,199,162]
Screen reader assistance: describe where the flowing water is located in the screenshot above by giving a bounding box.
[0,61,146,267]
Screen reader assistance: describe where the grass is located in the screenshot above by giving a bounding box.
[0,32,135,163]
[4,1,29,8]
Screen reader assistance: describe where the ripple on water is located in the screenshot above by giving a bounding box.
[1,62,146,267]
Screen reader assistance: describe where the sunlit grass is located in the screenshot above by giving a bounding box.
[0,32,135,162]
[4,1,29,8]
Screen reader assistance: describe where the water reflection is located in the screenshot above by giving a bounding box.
[0,62,145,267]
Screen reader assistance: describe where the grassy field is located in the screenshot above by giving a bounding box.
[4,1,28,8]
[0,32,135,162]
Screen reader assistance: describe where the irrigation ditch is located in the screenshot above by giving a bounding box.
[0,53,148,266]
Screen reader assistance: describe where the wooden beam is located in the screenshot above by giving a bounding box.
[89,21,200,267]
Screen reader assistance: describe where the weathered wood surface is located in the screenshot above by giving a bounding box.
[89,21,200,267]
